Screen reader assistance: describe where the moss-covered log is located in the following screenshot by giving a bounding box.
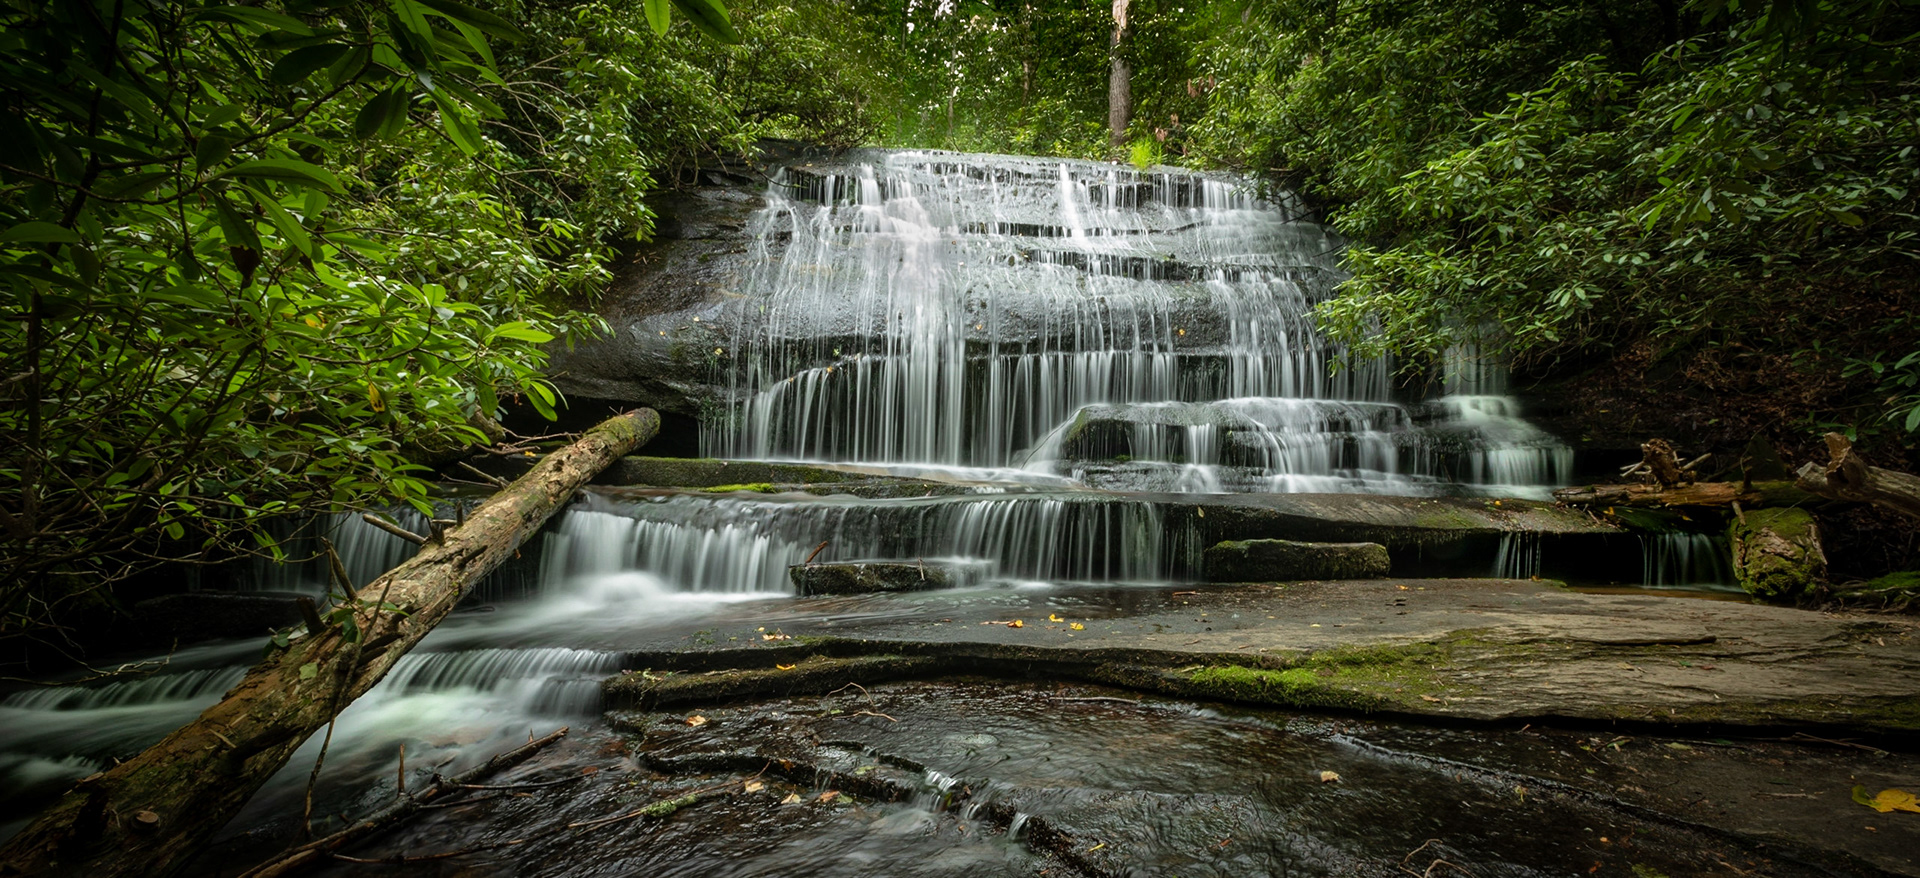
[0,410,660,878]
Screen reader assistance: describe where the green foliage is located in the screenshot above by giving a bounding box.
[0,0,750,643]
[1128,136,1163,170]
[846,0,1216,159]
[1189,0,1920,432]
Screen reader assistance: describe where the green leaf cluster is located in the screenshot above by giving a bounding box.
[1187,0,1920,433]
[0,0,793,643]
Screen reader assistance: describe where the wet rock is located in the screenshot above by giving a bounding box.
[591,457,975,498]
[1729,507,1827,601]
[790,561,961,595]
[123,592,305,647]
[1203,538,1391,582]
[603,654,939,709]
[543,186,763,418]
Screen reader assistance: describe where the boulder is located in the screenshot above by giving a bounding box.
[791,560,966,595]
[1728,507,1826,601]
[1203,539,1391,582]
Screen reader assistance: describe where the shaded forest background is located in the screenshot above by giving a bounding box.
[2,0,1916,657]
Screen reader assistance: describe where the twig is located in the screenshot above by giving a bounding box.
[0,656,169,687]
[828,681,873,701]
[456,461,510,489]
[359,513,426,546]
[804,540,830,564]
[241,728,570,878]
[318,537,357,601]
[852,710,899,722]
[1400,839,1438,865]
[1785,732,1889,755]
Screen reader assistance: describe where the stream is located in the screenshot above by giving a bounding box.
[0,151,1813,876]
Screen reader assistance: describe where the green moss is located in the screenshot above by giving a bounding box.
[1849,570,1920,593]
[702,482,778,493]
[1728,506,1824,600]
[1743,506,1815,541]
[1185,639,1464,711]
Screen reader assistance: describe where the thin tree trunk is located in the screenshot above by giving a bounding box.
[1796,432,1920,520]
[0,410,660,878]
[1109,0,1131,153]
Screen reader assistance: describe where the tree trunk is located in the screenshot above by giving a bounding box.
[0,410,660,878]
[1108,0,1131,153]
[1795,432,1920,520]
[1553,480,1817,509]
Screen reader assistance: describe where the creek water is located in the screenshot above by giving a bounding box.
[0,152,1748,874]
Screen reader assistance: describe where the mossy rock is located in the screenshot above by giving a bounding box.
[1728,507,1826,601]
[1203,538,1390,582]
[790,560,966,595]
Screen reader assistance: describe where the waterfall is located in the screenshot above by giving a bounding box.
[564,490,1169,589]
[703,150,1570,497]
[1491,532,1542,580]
[1641,533,1735,589]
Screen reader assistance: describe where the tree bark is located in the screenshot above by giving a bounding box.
[1795,432,1920,520]
[1553,480,1817,509]
[1108,0,1131,153]
[0,410,660,878]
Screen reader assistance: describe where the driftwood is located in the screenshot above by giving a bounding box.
[0,410,660,878]
[1795,432,1920,521]
[237,727,569,878]
[1554,480,1816,509]
[1629,438,1698,489]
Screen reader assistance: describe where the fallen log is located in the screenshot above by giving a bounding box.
[0,410,660,878]
[1795,432,1920,520]
[238,727,569,878]
[1553,480,1817,509]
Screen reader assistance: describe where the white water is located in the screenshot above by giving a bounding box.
[1,152,1589,848]
[702,151,1570,498]
[1641,533,1736,590]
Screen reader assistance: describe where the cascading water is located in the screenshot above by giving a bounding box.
[0,152,1593,861]
[1641,532,1736,590]
[703,150,1571,497]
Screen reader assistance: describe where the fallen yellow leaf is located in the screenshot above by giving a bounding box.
[817,790,840,803]
[1007,619,1024,628]
[686,715,707,726]
[776,663,796,670]
[780,793,803,804]
[1317,771,1341,783]
[744,780,765,792]
[1049,614,1064,623]
[1854,786,1920,813]
[1070,622,1085,630]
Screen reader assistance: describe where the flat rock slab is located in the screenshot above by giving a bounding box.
[605,579,1920,735]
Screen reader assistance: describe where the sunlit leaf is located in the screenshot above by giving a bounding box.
[668,0,741,43]
[1854,786,1920,813]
